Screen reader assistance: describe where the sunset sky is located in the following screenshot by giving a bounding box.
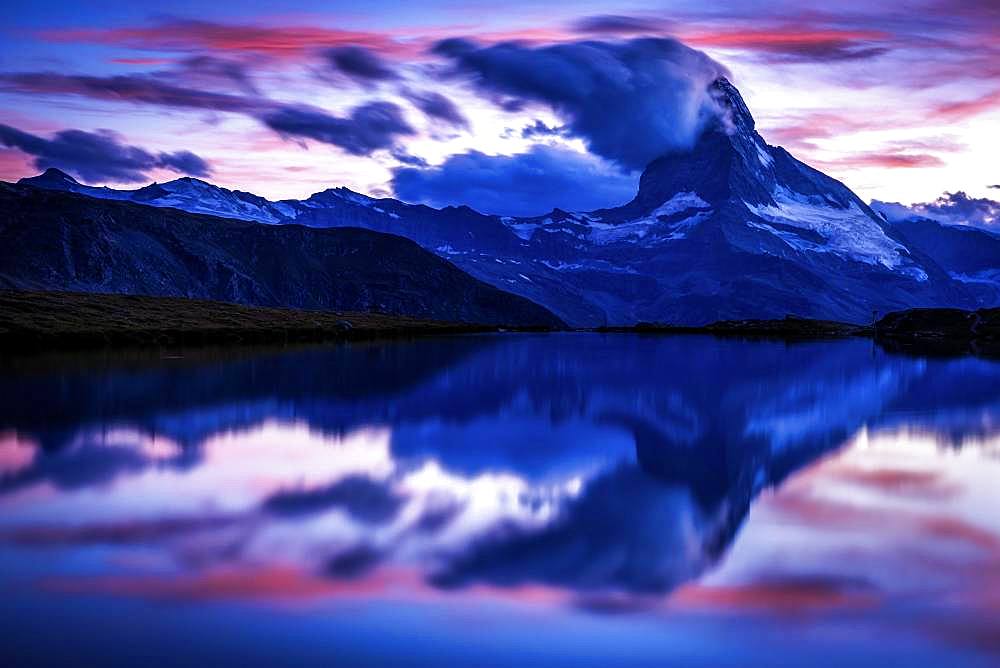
[1,0,998,213]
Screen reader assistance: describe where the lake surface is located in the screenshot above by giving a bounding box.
[1,333,999,667]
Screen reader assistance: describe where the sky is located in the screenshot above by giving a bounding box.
[0,0,998,217]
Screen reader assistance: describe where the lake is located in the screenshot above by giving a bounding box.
[1,333,998,667]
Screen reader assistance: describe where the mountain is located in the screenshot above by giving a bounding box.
[0,183,564,328]
[870,212,1000,306]
[17,79,991,326]
[20,168,293,223]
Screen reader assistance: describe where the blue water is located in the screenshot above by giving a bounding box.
[1,333,999,666]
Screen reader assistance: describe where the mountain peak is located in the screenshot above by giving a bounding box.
[19,167,79,188]
[709,77,755,132]
[629,78,773,212]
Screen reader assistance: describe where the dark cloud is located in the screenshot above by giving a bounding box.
[520,119,566,139]
[414,498,464,533]
[0,72,414,157]
[497,97,526,112]
[391,144,637,217]
[258,101,415,155]
[0,124,210,183]
[325,544,384,579]
[324,46,399,83]
[769,44,889,63]
[0,444,147,494]
[158,150,212,176]
[573,15,894,64]
[173,55,259,95]
[391,150,429,167]
[871,191,999,229]
[571,15,670,35]
[431,37,729,170]
[432,465,740,594]
[263,474,405,524]
[989,184,1000,190]
[403,89,469,129]
[0,71,258,112]
[688,29,890,63]
[4,515,240,546]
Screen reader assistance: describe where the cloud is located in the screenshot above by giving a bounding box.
[260,101,414,155]
[391,144,637,216]
[402,89,469,129]
[4,515,241,546]
[263,474,405,524]
[571,15,670,35]
[570,15,890,63]
[0,71,258,112]
[171,55,260,95]
[933,88,1000,120]
[432,465,738,594]
[824,152,946,170]
[0,124,210,183]
[685,26,891,63]
[324,46,400,83]
[111,57,173,65]
[871,191,999,229]
[391,150,429,167]
[158,150,212,176]
[520,120,567,138]
[0,72,415,157]
[432,37,729,170]
[325,544,384,578]
[46,18,411,59]
[763,112,882,151]
[671,575,879,612]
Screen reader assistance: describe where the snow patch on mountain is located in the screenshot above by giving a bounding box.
[950,269,1000,286]
[498,191,712,246]
[145,178,287,224]
[502,216,539,241]
[746,187,916,273]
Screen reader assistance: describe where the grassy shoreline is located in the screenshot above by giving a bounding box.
[1,291,997,357]
[0,291,543,351]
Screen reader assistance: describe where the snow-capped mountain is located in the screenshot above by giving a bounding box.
[18,78,992,326]
[870,204,1000,305]
[21,169,292,224]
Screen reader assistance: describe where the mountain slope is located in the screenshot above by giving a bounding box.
[0,184,564,328]
[877,216,1000,306]
[17,78,990,326]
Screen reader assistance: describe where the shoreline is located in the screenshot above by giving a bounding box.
[0,291,554,352]
[1,291,997,357]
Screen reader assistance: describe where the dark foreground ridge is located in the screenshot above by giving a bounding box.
[596,315,871,339]
[599,309,1000,357]
[874,307,1000,357]
[0,291,555,350]
[0,184,564,330]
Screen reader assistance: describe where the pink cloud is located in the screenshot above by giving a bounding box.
[45,19,422,59]
[684,25,892,62]
[670,577,879,613]
[0,148,35,184]
[110,57,175,65]
[835,153,946,169]
[934,89,1000,120]
[41,564,423,603]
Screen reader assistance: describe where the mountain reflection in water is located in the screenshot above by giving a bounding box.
[1,334,998,667]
